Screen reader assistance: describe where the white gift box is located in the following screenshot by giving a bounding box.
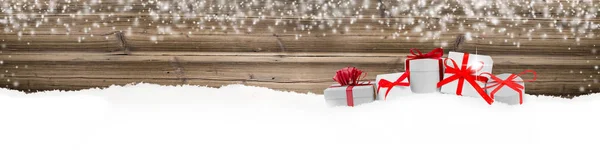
[375,72,412,100]
[323,83,374,107]
[439,51,494,99]
[408,59,442,93]
[486,73,526,105]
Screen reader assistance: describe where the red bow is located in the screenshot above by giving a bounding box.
[407,48,444,59]
[481,70,537,104]
[333,67,369,86]
[331,67,371,107]
[436,53,494,105]
[405,48,444,81]
[377,72,410,100]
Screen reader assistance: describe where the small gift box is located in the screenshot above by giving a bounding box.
[405,48,444,93]
[375,72,411,100]
[483,71,537,105]
[324,83,374,107]
[438,51,495,104]
[323,67,375,107]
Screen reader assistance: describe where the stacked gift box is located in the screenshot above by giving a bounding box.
[324,48,537,107]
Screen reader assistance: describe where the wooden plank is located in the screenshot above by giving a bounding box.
[3,52,599,65]
[1,56,598,97]
[5,64,596,84]
[4,16,599,37]
[3,76,596,98]
[3,34,597,56]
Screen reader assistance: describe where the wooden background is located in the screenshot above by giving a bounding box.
[1,0,599,97]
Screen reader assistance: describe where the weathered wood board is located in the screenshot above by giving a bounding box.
[1,0,599,97]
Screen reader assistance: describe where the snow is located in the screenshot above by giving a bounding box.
[1,83,600,150]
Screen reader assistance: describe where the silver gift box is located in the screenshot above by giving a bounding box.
[486,73,526,105]
[408,59,442,93]
[324,83,375,107]
[440,51,494,98]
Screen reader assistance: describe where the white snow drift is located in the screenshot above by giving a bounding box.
[1,83,599,150]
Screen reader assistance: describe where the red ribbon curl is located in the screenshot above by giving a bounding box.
[481,70,537,105]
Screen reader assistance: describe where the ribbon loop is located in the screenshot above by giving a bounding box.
[407,48,444,59]
[516,70,537,82]
[443,58,460,71]
[467,61,485,73]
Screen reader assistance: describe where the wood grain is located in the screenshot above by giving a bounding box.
[2,51,599,97]
[1,0,599,97]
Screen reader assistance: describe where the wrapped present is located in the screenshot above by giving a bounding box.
[375,72,411,100]
[405,48,444,93]
[324,67,374,107]
[437,52,495,104]
[324,83,374,107]
[482,70,537,105]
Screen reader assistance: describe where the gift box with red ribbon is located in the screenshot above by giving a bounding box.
[483,71,537,105]
[405,48,444,93]
[438,52,495,104]
[375,72,411,100]
[324,67,375,107]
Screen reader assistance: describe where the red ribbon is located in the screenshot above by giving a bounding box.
[331,67,371,107]
[481,70,537,104]
[405,48,444,81]
[407,48,444,60]
[436,53,494,105]
[333,67,368,86]
[376,72,409,100]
